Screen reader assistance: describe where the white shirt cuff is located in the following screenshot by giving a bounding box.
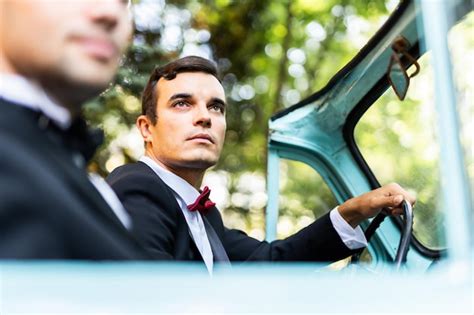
[329,207,367,250]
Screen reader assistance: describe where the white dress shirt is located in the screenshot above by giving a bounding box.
[140,156,215,274]
[0,73,132,230]
[330,207,367,249]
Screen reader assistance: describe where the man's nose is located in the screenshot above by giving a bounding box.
[88,0,126,31]
[194,104,212,128]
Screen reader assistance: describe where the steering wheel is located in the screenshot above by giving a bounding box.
[393,200,414,268]
[353,200,414,270]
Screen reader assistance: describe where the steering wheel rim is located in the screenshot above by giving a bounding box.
[352,200,414,269]
[394,200,414,269]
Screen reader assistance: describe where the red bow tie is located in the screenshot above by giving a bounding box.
[187,186,216,215]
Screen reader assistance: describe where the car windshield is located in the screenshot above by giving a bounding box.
[354,11,474,250]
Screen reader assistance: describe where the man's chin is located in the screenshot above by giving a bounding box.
[68,67,116,88]
[61,53,117,85]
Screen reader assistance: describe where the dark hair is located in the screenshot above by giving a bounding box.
[141,56,220,124]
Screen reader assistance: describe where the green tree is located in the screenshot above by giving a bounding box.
[85,0,394,237]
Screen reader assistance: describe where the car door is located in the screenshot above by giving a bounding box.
[266,0,472,272]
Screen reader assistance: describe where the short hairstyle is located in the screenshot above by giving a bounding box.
[141,56,220,124]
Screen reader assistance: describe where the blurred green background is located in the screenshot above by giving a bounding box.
[84,0,473,250]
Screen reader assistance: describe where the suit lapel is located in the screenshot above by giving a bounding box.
[41,132,131,235]
[149,167,230,264]
[1,101,131,235]
[144,165,209,262]
[51,151,130,233]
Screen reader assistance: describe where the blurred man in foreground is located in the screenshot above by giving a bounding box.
[0,0,148,259]
[107,56,416,273]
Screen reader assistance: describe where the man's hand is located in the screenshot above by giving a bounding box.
[338,183,416,228]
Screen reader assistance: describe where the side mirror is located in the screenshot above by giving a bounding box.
[387,36,420,100]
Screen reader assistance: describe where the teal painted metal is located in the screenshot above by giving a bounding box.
[1,262,472,313]
[265,148,279,241]
[266,0,472,272]
[266,0,432,270]
[418,0,472,263]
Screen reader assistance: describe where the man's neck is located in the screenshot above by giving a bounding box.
[40,78,84,117]
[145,151,206,190]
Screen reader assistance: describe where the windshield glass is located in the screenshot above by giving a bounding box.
[354,11,474,250]
[448,12,474,221]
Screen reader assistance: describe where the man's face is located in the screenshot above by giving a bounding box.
[145,72,227,171]
[0,0,132,106]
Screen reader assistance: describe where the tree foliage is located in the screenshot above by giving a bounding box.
[84,0,434,239]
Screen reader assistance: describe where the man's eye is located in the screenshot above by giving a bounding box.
[209,104,225,113]
[173,101,189,107]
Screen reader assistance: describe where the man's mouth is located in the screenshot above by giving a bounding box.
[187,133,214,144]
[74,36,119,61]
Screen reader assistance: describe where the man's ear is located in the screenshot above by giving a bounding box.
[136,115,153,143]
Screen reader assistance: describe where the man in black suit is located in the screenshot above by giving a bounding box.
[107,56,415,272]
[0,0,149,259]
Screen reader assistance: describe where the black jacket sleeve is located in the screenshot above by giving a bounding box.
[206,204,356,263]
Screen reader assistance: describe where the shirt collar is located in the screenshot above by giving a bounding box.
[139,156,201,205]
[0,73,72,129]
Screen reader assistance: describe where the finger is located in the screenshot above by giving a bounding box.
[390,208,403,216]
[383,183,416,206]
[371,194,404,210]
[406,193,416,206]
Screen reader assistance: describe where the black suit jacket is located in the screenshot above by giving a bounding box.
[107,161,356,263]
[0,99,148,260]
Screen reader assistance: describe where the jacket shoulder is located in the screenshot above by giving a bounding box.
[107,162,158,186]
[106,161,175,205]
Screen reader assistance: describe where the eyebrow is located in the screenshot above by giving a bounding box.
[168,94,227,107]
[210,97,227,107]
[168,93,192,102]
